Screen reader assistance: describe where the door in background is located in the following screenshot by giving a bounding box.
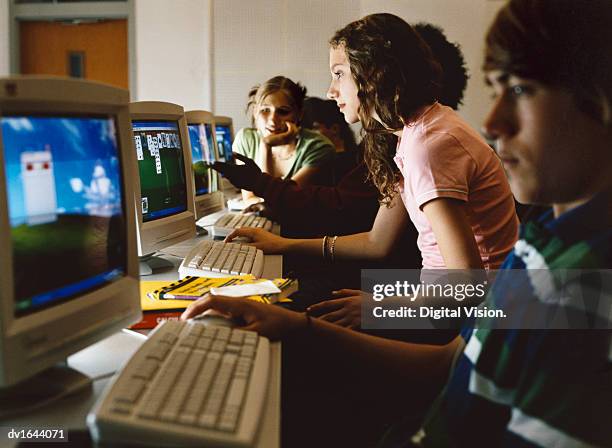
[20,19,128,89]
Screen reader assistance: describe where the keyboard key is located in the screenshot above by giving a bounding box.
[229,331,245,345]
[186,325,203,337]
[195,337,212,351]
[202,326,217,338]
[225,377,247,408]
[211,340,227,352]
[160,332,178,345]
[114,378,146,404]
[240,345,255,358]
[180,335,197,348]
[146,343,170,361]
[132,359,159,380]
[215,327,231,340]
[226,344,242,354]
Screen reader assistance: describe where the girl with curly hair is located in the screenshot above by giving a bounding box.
[228,16,519,328]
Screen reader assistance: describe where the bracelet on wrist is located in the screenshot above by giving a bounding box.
[330,235,338,263]
[322,235,329,260]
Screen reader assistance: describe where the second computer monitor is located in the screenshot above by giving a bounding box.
[214,115,234,163]
[185,110,224,220]
[129,101,196,259]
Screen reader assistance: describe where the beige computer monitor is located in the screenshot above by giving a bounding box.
[185,110,224,220]
[213,115,237,192]
[129,101,196,266]
[0,77,141,405]
[213,115,234,163]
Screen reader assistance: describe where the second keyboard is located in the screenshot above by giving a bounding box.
[179,240,265,279]
[211,213,272,238]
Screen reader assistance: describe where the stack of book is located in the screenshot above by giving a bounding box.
[131,275,297,330]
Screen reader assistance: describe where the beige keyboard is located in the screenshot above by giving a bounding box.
[211,213,272,238]
[178,240,264,279]
[87,319,270,448]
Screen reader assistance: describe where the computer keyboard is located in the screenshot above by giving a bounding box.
[211,212,272,238]
[178,240,264,279]
[87,319,270,448]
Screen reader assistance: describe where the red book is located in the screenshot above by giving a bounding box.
[130,310,183,330]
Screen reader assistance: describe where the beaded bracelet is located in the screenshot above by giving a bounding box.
[329,235,338,263]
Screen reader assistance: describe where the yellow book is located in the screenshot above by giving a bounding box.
[132,278,295,330]
[146,275,297,304]
[148,275,256,300]
[140,281,195,311]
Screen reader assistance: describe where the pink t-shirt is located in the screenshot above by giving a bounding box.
[394,103,518,269]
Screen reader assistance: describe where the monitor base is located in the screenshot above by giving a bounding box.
[139,255,174,276]
[0,364,92,419]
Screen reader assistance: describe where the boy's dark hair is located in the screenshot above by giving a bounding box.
[485,0,612,126]
[246,76,308,127]
[415,23,469,110]
[330,13,442,205]
[302,97,358,152]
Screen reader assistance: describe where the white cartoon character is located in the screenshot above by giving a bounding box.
[21,147,57,225]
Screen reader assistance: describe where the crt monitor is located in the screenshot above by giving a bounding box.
[129,101,196,274]
[0,76,141,413]
[213,115,234,163]
[185,110,224,220]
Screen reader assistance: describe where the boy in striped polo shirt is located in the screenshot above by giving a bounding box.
[182,0,612,445]
[416,0,612,445]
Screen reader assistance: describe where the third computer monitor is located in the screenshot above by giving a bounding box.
[185,110,224,220]
[129,101,196,271]
[213,115,234,163]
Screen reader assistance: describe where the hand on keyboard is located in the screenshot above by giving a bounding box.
[182,295,307,341]
[225,228,290,255]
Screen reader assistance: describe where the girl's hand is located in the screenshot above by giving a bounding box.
[225,227,292,254]
[181,295,306,341]
[306,289,368,330]
[242,202,272,217]
[263,122,300,147]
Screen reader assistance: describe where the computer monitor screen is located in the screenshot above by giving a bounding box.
[0,77,140,397]
[2,115,126,317]
[132,120,188,222]
[214,123,233,163]
[188,122,217,196]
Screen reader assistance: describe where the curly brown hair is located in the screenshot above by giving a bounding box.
[246,76,308,128]
[330,13,442,205]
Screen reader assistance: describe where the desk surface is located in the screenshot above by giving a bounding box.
[3,230,282,448]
